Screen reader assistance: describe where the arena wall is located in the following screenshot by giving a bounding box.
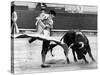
[15,10,97,30]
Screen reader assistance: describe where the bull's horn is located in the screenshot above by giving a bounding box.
[79,42,84,49]
[68,43,74,49]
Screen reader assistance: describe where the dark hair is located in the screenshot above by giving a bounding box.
[49,10,56,16]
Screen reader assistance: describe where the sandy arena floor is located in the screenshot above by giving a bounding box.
[12,32,97,74]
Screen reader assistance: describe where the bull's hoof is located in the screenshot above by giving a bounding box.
[41,64,51,68]
[67,58,70,64]
[74,59,77,62]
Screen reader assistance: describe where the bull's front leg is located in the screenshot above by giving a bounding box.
[64,51,70,64]
[86,44,95,62]
[83,56,89,63]
[62,43,70,64]
[72,49,77,62]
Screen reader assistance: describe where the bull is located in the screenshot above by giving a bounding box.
[49,30,95,63]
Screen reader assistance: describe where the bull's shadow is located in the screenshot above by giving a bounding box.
[45,59,97,69]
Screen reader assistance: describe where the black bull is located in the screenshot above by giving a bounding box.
[49,31,95,63]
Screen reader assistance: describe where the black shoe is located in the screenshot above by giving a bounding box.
[41,64,51,68]
[29,38,36,43]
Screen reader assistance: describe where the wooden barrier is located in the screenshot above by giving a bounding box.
[16,10,97,30]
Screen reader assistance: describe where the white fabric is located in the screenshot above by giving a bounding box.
[11,11,19,34]
[13,33,60,42]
